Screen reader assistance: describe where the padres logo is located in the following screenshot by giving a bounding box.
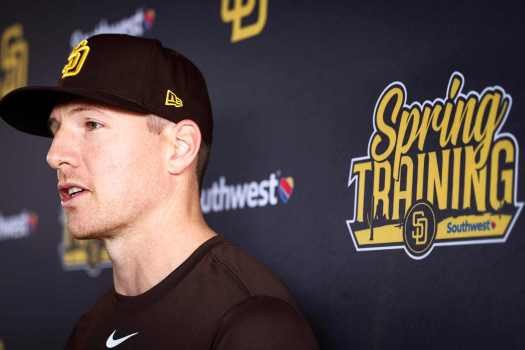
[61,39,90,78]
[0,23,28,98]
[346,72,522,259]
[403,202,436,258]
[221,0,268,43]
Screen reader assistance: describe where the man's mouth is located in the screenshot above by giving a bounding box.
[58,184,89,204]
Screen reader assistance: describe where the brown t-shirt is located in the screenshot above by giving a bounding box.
[64,235,319,349]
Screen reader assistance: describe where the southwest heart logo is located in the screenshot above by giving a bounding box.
[143,9,156,30]
[28,213,39,231]
[278,177,294,203]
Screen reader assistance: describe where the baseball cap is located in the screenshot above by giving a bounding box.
[0,33,213,146]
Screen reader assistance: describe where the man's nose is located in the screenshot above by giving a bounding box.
[46,129,79,170]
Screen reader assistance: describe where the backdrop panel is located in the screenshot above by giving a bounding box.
[0,1,524,349]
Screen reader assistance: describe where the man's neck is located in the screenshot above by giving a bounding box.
[103,201,215,297]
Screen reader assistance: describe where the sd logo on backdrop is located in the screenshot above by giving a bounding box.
[0,23,28,98]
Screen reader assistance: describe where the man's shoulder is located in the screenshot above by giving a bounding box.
[202,237,296,305]
[199,240,319,349]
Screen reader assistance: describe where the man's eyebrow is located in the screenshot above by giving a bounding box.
[61,105,108,117]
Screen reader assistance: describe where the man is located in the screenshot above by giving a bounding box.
[0,34,318,349]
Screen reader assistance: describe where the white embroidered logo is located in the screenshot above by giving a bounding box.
[106,330,139,348]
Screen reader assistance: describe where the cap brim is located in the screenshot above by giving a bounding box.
[0,86,152,137]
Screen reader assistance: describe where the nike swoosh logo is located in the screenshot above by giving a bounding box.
[106,330,139,348]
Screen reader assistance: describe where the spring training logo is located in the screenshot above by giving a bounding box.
[346,72,522,259]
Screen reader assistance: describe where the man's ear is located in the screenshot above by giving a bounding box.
[162,119,201,175]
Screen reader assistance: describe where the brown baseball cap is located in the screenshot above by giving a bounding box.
[0,33,213,145]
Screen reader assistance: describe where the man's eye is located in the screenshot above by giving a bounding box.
[48,119,58,135]
[86,121,103,130]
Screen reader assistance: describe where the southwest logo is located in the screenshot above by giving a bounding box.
[346,72,522,259]
[0,210,38,241]
[201,172,295,213]
[69,8,156,48]
[446,219,496,234]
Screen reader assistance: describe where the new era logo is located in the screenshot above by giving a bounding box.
[165,89,183,107]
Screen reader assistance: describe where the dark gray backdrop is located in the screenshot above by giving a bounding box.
[0,1,524,349]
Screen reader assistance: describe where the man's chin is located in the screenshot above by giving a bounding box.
[65,216,118,240]
[67,223,106,240]
[70,233,98,240]
[68,229,101,240]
